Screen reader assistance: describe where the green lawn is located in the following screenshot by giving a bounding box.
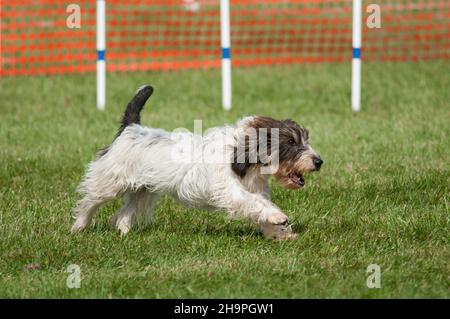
[0,61,449,298]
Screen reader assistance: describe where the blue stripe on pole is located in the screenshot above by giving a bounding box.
[353,48,361,59]
[222,47,230,59]
[97,50,105,61]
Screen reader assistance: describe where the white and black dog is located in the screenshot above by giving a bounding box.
[71,86,323,240]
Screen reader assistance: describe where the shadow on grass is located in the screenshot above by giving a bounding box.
[82,210,311,241]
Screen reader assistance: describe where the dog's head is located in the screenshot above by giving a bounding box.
[232,116,322,189]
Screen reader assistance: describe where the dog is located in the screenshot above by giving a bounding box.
[71,85,323,240]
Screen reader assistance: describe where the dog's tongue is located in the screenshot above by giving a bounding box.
[291,174,305,186]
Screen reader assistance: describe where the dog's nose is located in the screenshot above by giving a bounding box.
[313,157,323,169]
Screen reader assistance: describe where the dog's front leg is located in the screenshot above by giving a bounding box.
[220,186,297,240]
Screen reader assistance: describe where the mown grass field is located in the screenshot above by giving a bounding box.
[0,61,449,298]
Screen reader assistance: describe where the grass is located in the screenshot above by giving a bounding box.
[0,61,449,298]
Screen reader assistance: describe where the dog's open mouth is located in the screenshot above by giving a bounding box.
[289,173,305,188]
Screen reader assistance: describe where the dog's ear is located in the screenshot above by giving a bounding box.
[231,146,252,177]
[231,125,274,178]
[231,160,253,178]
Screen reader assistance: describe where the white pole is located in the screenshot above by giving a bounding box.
[352,0,361,112]
[220,0,232,110]
[96,0,106,110]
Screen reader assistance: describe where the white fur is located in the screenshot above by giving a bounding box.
[71,117,297,240]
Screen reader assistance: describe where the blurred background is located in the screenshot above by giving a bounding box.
[1,0,448,76]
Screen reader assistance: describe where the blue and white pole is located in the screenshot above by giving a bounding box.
[96,0,106,110]
[352,0,362,112]
[220,0,232,110]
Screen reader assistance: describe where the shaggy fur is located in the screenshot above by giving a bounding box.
[71,85,323,240]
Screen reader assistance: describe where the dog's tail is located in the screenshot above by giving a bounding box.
[116,85,154,138]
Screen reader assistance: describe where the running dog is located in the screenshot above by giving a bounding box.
[71,85,323,240]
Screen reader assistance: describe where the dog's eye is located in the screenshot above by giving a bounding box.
[288,138,296,145]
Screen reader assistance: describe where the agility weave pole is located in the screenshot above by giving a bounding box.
[220,0,232,110]
[352,0,362,112]
[97,0,106,110]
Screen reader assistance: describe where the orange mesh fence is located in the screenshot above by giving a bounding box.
[1,0,449,76]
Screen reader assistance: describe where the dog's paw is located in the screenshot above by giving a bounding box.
[70,220,88,234]
[114,216,132,236]
[265,210,288,225]
[275,230,298,241]
[116,221,131,236]
[259,222,298,241]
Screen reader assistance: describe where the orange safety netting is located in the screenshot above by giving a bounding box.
[1,0,449,76]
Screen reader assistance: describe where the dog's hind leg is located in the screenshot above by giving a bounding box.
[71,196,107,233]
[111,189,159,235]
[71,173,124,233]
[134,191,159,230]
